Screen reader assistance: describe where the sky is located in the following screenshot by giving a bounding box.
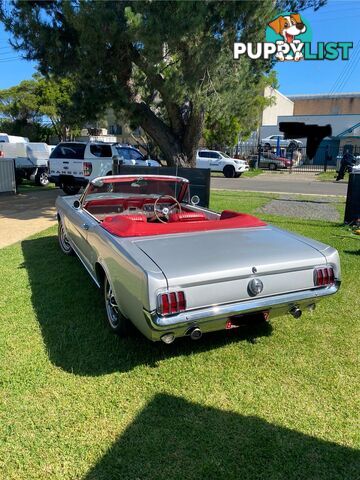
[0,0,359,96]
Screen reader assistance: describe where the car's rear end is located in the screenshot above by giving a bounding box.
[132,226,340,342]
[49,142,89,191]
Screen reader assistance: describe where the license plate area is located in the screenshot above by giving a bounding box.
[226,311,269,329]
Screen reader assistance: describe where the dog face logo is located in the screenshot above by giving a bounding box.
[267,13,308,61]
[268,14,306,43]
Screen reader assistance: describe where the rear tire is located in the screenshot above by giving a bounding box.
[223,165,235,178]
[35,170,49,186]
[58,221,74,256]
[269,163,277,171]
[104,277,131,336]
[62,184,81,195]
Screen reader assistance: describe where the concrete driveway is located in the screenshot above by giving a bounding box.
[0,189,62,248]
[211,172,348,196]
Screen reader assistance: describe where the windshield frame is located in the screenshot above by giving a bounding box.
[80,175,190,206]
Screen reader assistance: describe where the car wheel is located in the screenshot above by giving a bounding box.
[223,165,235,178]
[106,171,112,176]
[35,170,49,186]
[61,184,81,195]
[58,221,74,256]
[104,277,131,336]
[269,163,277,171]
[234,172,242,178]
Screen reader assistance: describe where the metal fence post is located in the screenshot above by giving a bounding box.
[257,144,261,169]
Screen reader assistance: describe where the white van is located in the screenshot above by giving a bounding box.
[0,133,29,143]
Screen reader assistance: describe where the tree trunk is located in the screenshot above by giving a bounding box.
[134,101,204,167]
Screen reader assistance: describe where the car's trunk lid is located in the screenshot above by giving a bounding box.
[133,226,327,309]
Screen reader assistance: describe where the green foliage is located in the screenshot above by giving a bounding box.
[0,1,325,163]
[0,118,52,142]
[0,75,81,141]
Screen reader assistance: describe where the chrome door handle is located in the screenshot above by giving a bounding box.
[82,223,89,231]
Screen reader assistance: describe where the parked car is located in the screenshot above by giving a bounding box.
[259,153,292,170]
[196,150,249,178]
[49,142,161,195]
[56,174,341,343]
[260,135,302,150]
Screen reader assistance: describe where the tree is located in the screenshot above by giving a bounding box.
[0,0,326,165]
[0,79,41,123]
[35,75,81,141]
[0,75,81,141]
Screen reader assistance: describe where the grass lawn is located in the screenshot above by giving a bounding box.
[315,171,348,183]
[0,191,359,479]
[17,180,57,193]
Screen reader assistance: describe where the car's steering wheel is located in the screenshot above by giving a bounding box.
[152,195,182,223]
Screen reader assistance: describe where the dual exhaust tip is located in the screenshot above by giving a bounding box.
[161,327,202,344]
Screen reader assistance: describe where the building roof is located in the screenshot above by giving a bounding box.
[288,92,360,100]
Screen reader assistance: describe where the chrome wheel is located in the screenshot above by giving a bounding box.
[105,279,120,329]
[58,222,74,255]
[104,277,131,336]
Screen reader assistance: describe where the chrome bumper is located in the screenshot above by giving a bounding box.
[144,283,340,336]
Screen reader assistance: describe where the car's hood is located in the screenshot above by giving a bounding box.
[132,226,327,287]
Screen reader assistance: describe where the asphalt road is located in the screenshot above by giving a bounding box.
[211,173,348,196]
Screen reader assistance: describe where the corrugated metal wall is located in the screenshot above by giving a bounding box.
[0,158,16,194]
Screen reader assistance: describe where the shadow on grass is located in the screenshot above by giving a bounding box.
[21,235,272,376]
[84,393,360,480]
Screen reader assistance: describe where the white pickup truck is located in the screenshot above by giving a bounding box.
[49,142,161,194]
[196,149,249,177]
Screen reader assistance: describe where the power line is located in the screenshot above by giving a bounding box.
[331,44,360,94]
[337,50,360,92]
[328,41,360,94]
[0,56,22,63]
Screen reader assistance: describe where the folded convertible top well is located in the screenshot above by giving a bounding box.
[100,211,267,237]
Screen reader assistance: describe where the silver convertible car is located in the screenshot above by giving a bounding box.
[56,174,341,343]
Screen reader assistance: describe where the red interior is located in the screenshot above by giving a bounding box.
[100,209,266,237]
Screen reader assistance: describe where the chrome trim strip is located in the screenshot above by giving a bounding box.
[145,282,340,329]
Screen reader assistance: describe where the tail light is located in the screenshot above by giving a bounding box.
[314,266,335,287]
[83,162,92,176]
[158,291,186,316]
[0,151,4,157]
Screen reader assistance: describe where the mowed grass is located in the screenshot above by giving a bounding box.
[0,191,359,479]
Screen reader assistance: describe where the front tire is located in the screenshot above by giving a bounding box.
[104,277,131,336]
[58,221,74,256]
[269,163,277,171]
[234,172,242,178]
[223,165,235,178]
[61,184,81,195]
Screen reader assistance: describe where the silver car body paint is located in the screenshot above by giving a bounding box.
[56,180,341,342]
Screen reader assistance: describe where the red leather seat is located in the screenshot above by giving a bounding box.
[104,214,147,223]
[168,212,208,222]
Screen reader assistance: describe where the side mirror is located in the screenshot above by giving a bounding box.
[191,195,200,206]
[73,200,81,209]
